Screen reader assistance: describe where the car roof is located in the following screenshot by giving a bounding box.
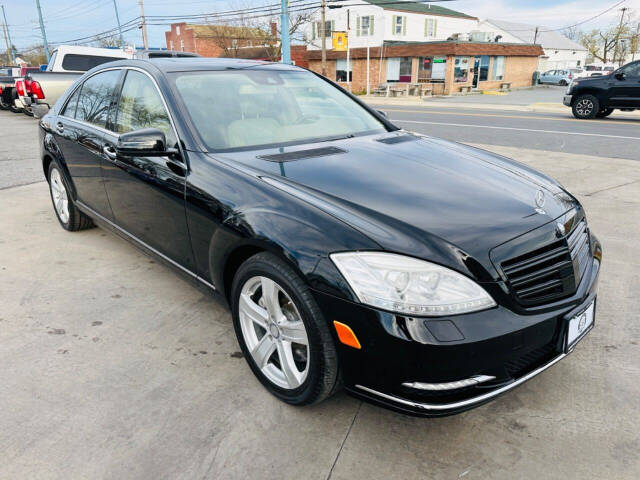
[141,57,301,72]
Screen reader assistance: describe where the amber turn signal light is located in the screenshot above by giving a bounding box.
[333,321,362,349]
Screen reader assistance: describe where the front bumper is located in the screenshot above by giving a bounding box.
[563,94,573,106]
[313,241,601,417]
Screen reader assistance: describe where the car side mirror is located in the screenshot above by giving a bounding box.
[615,72,625,81]
[116,128,173,157]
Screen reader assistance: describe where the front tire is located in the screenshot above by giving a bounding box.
[596,108,614,118]
[572,94,599,119]
[231,252,340,406]
[47,161,94,231]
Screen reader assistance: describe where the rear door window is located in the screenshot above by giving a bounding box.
[61,86,82,118]
[62,54,123,72]
[75,69,121,128]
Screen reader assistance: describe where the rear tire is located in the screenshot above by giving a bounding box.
[572,94,599,119]
[47,160,94,232]
[596,108,614,118]
[559,79,568,86]
[230,252,341,406]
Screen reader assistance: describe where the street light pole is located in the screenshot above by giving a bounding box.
[112,0,125,50]
[138,0,149,50]
[1,5,15,64]
[281,0,290,63]
[35,0,50,62]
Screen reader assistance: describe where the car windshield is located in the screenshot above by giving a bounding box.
[172,69,387,151]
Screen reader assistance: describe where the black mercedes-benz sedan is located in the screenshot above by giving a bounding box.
[38,58,601,416]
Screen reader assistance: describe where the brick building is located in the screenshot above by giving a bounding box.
[165,22,277,59]
[306,41,544,95]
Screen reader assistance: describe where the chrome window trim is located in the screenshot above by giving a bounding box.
[355,352,568,411]
[76,200,215,291]
[58,66,183,159]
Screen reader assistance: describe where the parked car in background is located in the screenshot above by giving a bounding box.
[564,60,640,119]
[40,58,601,416]
[23,45,130,117]
[539,69,579,86]
[583,64,618,77]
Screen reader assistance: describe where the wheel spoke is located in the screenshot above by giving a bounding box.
[260,277,282,320]
[239,293,269,328]
[251,333,276,368]
[276,342,302,388]
[280,320,308,345]
[55,198,63,213]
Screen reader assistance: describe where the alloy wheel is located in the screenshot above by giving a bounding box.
[238,276,309,389]
[575,99,594,117]
[50,168,70,224]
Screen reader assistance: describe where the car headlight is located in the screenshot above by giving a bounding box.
[330,252,496,316]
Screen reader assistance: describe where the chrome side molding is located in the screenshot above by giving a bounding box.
[76,201,216,291]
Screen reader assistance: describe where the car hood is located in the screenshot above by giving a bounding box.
[215,132,578,277]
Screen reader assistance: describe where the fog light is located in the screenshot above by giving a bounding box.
[402,375,495,391]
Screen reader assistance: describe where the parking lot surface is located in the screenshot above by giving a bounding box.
[1,110,639,479]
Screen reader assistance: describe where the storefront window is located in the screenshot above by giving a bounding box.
[336,58,352,82]
[454,57,470,83]
[418,56,446,82]
[478,55,490,81]
[492,56,505,80]
[386,57,413,83]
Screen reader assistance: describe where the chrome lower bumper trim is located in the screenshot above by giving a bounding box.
[356,353,567,411]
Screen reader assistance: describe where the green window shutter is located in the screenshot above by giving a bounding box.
[370,15,374,35]
[331,20,335,35]
[356,16,361,36]
[434,19,438,37]
[402,16,407,36]
[312,22,316,40]
[424,18,428,37]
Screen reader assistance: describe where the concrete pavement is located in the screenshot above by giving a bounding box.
[1,109,639,479]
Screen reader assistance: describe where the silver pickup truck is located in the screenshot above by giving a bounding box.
[22,45,131,117]
[24,47,199,117]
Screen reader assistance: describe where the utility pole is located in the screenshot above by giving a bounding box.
[35,0,50,62]
[346,8,350,92]
[280,0,290,63]
[138,0,149,50]
[1,5,15,64]
[533,26,539,44]
[113,0,125,50]
[614,7,628,65]
[321,0,327,76]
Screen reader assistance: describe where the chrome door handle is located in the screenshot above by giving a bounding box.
[55,122,64,134]
[103,145,117,160]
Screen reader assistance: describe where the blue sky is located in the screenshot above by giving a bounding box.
[2,0,636,51]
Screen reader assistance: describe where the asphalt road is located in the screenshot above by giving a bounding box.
[1,109,639,479]
[374,105,640,161]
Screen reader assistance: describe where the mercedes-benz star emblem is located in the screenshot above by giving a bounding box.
[535,189,546,208]
[578,313,587,332]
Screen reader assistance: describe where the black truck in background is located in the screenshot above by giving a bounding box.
[564,60,640,119]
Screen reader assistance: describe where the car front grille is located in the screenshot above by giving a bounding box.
[501,221,590,306]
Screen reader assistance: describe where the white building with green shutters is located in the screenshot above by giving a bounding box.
[306,0,478,51]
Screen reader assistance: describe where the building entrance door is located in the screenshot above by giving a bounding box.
[472,57,481,88]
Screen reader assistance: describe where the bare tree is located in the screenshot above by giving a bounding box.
[199,0,314,61]
[562,26,581,42]
[93,34,121,48]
